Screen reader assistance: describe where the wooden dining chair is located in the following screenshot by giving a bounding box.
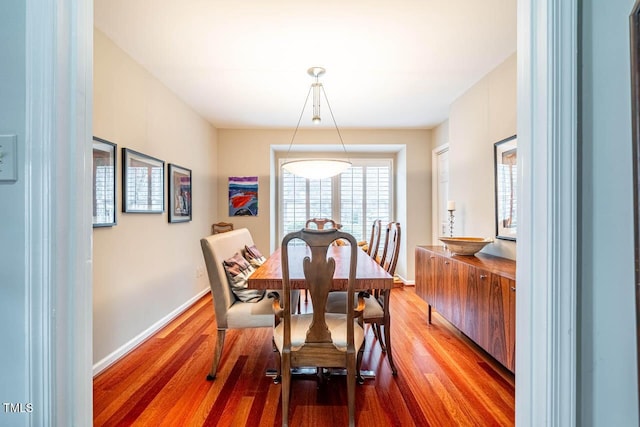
[379,221,401,278]
[211,222,234,234]
[366,219,382,260]
[326,221,401,375]
[369,222,400,372]
[305,218,341,230]
[270,228,366,427]
[300,218,343,303]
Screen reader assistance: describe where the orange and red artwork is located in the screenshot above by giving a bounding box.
[229,176,258,216]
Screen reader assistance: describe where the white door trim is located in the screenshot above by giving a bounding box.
[21,0,578,424]
[25,0,93,425]
[431,143,450,244]
[517,0,578,425]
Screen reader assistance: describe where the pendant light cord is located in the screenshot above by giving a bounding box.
[321,85,348,156]
[285,86,313,156]
[285,70,349,159]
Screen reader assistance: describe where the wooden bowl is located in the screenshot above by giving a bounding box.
[438,237,493,256]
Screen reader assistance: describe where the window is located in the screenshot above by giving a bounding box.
[281,174,333,237]
[279,159,393,246]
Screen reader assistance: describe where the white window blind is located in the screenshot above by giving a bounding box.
[281,170,333,237]
[279,159,392,245]
[340,162,391,244]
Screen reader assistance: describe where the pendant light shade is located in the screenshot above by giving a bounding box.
[283,67,352,180]
[282,159,352,179]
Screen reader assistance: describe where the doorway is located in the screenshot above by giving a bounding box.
[432,144,450,243]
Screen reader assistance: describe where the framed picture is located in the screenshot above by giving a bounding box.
[122,148,164,213]
[494,135,518,241]
[228,176,258,216]
[168,163,192,223]
[92,137,117,227]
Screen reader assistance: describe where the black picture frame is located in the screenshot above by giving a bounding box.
[494,135,518,241]
[92,137,117,227]
[168,163,192,223]
[122,148,165,213]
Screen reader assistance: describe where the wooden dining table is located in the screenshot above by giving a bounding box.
[248,245,394,291]
[248,244,393,379]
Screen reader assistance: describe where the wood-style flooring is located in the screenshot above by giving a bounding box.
[93,287,514,426]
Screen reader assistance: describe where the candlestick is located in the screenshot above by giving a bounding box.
[448,209,455,237]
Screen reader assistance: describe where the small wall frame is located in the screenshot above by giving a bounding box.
[168,163,192,223]
[122,148,165,213]
[494,135,518,241]
[92,137,117,227]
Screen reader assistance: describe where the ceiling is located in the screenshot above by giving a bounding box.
[94,0,517,130]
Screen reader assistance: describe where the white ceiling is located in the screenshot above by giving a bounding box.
[94,0,516,130]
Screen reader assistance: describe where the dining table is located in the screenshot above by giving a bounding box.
[247,245,394,291]
[247,244,393,380]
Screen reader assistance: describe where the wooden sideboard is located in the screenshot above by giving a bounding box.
[415,246,516,372]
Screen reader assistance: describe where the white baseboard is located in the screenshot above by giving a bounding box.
[92,288,210,376]
[397,275,414,285]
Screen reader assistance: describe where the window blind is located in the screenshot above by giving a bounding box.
[279,159,392,245]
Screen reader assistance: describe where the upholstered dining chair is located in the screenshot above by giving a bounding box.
[200,228,299,380]
[270,228,366,427]
[326,221,401,375]
[211,221,234,234]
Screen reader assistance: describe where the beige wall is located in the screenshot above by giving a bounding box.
[216,129,432,281]
[93,29,218,369]
[432,119,449,149]
[448,53,517,259]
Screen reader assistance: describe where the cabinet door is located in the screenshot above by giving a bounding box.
[507,280,516,371]
[425,252,437,305]
[449,259,469,329]
[485,273,511,368]
[435,256,454,322]
[415,247,436,305]
[461,265,487,345]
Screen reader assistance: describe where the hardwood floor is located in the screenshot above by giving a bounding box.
[93,287,514,426]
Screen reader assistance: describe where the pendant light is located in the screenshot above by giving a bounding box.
[282,67,352,179]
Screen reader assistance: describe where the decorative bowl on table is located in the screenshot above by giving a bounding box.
[439,237,493,256]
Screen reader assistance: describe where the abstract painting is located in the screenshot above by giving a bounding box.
[229,176,258,216]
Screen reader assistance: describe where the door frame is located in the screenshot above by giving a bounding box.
[25,0,93,425]
[25,0,579,425]
[431,143,450,244]
[516,0,578,425]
